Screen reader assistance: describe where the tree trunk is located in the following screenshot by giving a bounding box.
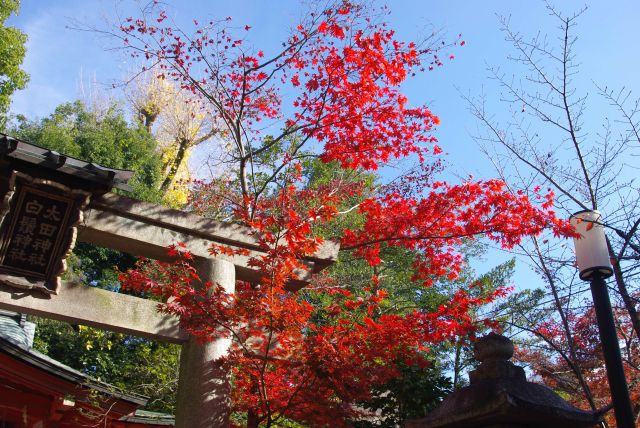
[607,236,640,342]
[247,410,260,428]
[533,238,599,412]
[453,342,461,390]
[161,138,189,193]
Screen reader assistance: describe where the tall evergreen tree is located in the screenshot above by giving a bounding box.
[0,0,28,130]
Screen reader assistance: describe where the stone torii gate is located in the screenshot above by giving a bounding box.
[0,134,339,427]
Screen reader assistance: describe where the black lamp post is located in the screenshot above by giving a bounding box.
[570,210,635,428]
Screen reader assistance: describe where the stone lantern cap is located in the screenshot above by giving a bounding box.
[405,333,600,428]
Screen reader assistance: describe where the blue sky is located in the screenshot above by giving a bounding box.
[7,0,640,285]
[9,1,640,176]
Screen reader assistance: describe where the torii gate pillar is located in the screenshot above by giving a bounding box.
[175,257,236,428]
[0,134,339,428]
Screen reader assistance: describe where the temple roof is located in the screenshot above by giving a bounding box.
[0,310,147,406]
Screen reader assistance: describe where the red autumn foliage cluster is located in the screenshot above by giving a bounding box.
[117,1,574,425]
[515,306,640,427]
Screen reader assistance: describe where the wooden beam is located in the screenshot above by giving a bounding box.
[0,281,187,343]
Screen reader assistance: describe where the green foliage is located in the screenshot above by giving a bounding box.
[303,158,375,240]
[65,242,138,290]
[0,0,28,130]
[12,101,164,202]
[441,257,517,389]
[493,286,547,328]
[32,318,180,413]
[489,285,551,356]
[353,363,451,427]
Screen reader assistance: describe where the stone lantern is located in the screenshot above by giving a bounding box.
[405,333,601,428]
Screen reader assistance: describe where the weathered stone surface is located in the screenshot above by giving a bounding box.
[473,332,514,362]
[174,258,235,428]
[0,280,187,343]
[78,193,339,289]
[405,333,600,428]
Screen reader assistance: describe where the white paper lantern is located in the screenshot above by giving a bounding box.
[570,210,613,280]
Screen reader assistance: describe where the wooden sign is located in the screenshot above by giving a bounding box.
[0,171,90,294]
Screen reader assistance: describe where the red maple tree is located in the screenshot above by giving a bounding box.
[116,2,573,426]
[514,305,640,426]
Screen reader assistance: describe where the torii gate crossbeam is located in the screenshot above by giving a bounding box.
[0,134,339,428]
